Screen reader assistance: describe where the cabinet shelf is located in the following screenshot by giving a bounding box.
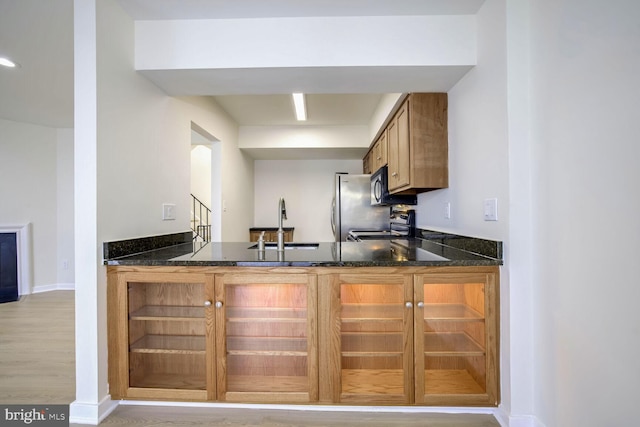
[342,369,404,395]
[227,318,306,324]
[341,304,403,320]
[342,351,403,358]
[130,334,205,354]
[423,332,484,356]
[422,303,483,321]
[228,350,307,357]
[424,370,485,395]
[129,305,204,321]
[228,375,308,392]
[226,307,307,319]
[131,373,206,390]
[227,336,306,351]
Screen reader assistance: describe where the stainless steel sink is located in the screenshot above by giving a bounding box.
[248,242,320,250]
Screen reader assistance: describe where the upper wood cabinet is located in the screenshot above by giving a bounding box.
[368,131,388,173]
[367,93,448,194]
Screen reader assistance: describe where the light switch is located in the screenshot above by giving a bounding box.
[484,198,498,221]
[162,203,176,220]
[444,202,451,219]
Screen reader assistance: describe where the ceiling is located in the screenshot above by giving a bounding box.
[0,0,483,133]
[0,0,74,128]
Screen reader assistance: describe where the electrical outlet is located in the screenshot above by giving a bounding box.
[162,203,176,220]
[444,202,451,219]
[483,198,498,221]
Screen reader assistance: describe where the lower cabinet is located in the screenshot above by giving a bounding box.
[215,273,318,403]
[319,268,499,406]
[108,266,498,406]
[108,270,213,401]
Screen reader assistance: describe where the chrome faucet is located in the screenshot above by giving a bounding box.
[277,197,287,252]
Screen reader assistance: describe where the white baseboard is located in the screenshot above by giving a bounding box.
[32,283,75,293]
[69,395,118,425]
[120,400,497,414]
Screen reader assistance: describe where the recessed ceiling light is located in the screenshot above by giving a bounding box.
[292,93,307,121]
[0,57,18,68]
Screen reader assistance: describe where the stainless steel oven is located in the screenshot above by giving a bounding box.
[348,208,415,242]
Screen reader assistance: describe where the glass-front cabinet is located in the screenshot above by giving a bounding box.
[215,273,318,403]
[326,273,414,404]
[108,271,214,401]
[108,266,498,406]
[414,272,498,406]
[322,269,498,406]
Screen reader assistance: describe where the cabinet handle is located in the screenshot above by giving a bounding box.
[204,300,212,307]
[417,302,424,308]
[405,302,413,308]
[215,301,223,308]
[392,172,398,177]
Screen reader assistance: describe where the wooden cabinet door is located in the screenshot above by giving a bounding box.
[214,273,318,403]
[387,101,410,191]
[413,270,498,406]
[394,101,411,189]
[370,131,387,173]
[107,270,215,401]
[322,273,414,404]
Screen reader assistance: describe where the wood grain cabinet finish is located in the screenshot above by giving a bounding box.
[365,131,388,174]
[214,272,318,403]
[318,267,499,407]
[366,93,448,194]
[107,270,214,401]
[107,268,317,403]
[108,266,498,407]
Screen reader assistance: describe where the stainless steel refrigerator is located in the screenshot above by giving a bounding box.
[331,173,389,241]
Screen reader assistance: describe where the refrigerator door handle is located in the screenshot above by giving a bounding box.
[330,197,336,236]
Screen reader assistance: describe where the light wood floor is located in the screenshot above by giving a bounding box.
[0,291,500,427]
[0,291,75,403]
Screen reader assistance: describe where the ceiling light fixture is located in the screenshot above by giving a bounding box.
[292,93,307,121]
[0,57,18,68]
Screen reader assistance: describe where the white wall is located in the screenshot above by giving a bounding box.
[368,93,403,141]
[135,16,476,70]
[56,128,74,285]
[529,1,640,426]
[190,144,212,209]
[70,0,253,422]
[254,160,362,242]
[411,0,517,424]
[415,1,509,241]
[240,125,370,150]
[0,118,74,291]
[96,10,250,243]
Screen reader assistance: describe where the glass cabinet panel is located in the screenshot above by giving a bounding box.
[220,277,315,399]
[339,279,412,403]
[127,281,206,390]
[419,278,488,397]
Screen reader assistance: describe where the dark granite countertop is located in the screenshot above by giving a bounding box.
[104,230,502,267]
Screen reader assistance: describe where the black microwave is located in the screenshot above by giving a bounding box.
[370,166,417,206]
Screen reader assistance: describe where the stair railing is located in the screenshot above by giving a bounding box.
[191,193,211,242]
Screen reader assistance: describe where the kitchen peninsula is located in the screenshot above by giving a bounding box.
[105,231,502,407]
